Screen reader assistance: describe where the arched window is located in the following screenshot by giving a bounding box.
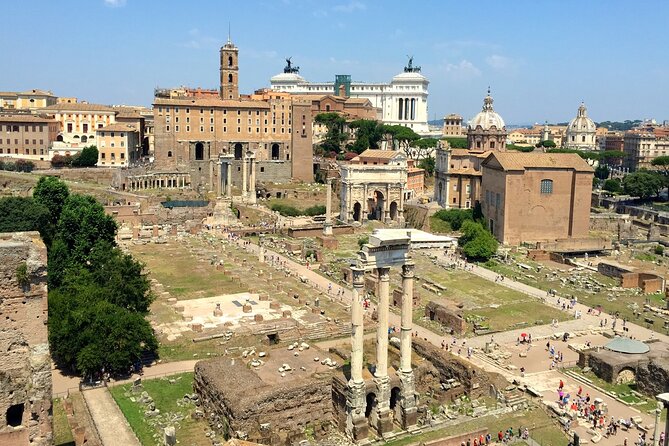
[228,56,233,67]
[540,179,553,194]
[167,150,173,158]
[228,74,233,83]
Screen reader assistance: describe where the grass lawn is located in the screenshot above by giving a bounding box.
[429,215,452,234]
[395,255,568,335]
[483,256,669,335]
[385,406,567,446]
[52,398,75,446]
[128,242,246,300]
[110,373,212,446]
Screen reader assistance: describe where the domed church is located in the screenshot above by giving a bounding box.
[467,88,507,151]
[564,102,597,150]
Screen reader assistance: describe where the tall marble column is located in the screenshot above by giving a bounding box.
[398,261,417,428]
[242,154,248,200]
[346,267,368,440]
[226,162,232,198]
[249,155,257,204]
[323,178,333,236]
[374,266,393,435]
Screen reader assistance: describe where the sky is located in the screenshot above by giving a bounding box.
[1,0,668,125]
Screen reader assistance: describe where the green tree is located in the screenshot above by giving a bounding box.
[33,176,70,228]
[434,208,473,231]
[594,165,610,180]
[72,146,99,167]
[348,119,384,154]
[0,197,53,244]
[383,125,420,153]
[651,156,669,173]
[418,156,435,176]
[442,137,468,149]
[600,150,625,165]
[55,194,117,268]
[536,140,557,148]
[622,171,663,199]
[315,113,347,153]
[412,138,438,159]
[507,144,534,152]
[459,220,498,261]
[602,179,622,193]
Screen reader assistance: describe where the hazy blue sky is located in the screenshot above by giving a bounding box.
[1,0,667,125]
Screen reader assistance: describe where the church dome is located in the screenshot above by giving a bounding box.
[469,90,505,130]
[567,102,596,133]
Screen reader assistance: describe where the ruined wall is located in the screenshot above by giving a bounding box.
[424,301,466,335]
[411,338,506,400]
[194,359,334,446]
[0,232,51,446]
[636,358,669,395]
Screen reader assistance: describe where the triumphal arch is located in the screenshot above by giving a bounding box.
[346,229,416,439]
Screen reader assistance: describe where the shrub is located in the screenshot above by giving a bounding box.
[654,245,664,256]
[270,203,301,217]
[357,235,369,249]
[304,205,326,216]
[434,208,473,231]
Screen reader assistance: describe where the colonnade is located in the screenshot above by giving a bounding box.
[398,97,416,121]
[347,261,417,439]
[127,174,188,191]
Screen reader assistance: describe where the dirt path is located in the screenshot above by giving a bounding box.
[82,387,140,446]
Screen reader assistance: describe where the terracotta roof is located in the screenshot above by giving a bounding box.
[154,97,270,109]
[0,114,56,123]
[357,149,402,159]
[450,149,490,158]
[42,102,116,112]
[20,89,55,96]
[116,111,143,119]
[345,98,372,105]
[96,123,138,132]
[484,152,594,173]
[449,168,481,176]
[0,92,18,97]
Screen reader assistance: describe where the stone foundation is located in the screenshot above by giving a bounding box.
[194,358,334,445]
[0,232,52,446]
[424,301,466,335]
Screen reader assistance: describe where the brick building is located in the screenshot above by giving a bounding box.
[480,152,594,245]
[0,114,59,160]
[148,38,314,192]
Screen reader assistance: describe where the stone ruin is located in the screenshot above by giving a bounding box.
[192,230,511,444]
[0,232,52,446]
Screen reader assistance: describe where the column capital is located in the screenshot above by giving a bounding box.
[377,266,390,282]
[401,262,415,278]
[351,266,365,285]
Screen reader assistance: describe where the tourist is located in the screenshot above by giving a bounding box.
[441,340,445,349]
[498,431,503,442]
[559,379,564,390]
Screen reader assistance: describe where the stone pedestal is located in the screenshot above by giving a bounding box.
[345,380,368,441]
[373,375,394,435]
[398,369,418,428]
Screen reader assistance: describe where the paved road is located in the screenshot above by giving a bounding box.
[83,387,140,446]
[53,360,200,396]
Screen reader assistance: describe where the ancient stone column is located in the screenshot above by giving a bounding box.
[657,393,669,446]
[346,267,368,441]
[242,154,248,200]
[398,261,417,428]
[653,402,662,446]
[249,155,257,204]
[226,162,232,198]
[323,178,333,236]
[216,161,223,196]
[374,266,393,435]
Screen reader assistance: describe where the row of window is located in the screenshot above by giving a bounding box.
[165,116,287,126]
[0,138,45,145]
[158,107,280,115]
[165,125,287,134]
[1,124,46,132]
[0,148,46,155]
[100,152,125,159]
[485,190,502,207]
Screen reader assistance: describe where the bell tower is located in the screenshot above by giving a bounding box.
[220,36,239,100]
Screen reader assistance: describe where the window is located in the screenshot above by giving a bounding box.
[67,123,73,133]
[167,150,172,157]
[121,153,125,159]
[490,141,495,149]
[582,135,586,142]
[495,193,500,207]
[175,125,179,132]
[101,152,106,159]
[166,125,170,132]
[540,179,553,194]
[83,123,88,133]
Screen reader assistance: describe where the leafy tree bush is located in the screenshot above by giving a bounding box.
[348,119,384,154]
[357,235,369,249]
[507,144,534,152]
[442,137,468,149]
[270,203,302,217]
[602,179,622,193]
[34,176,70,227]
[418,156,435,176]
[315,113,347,153]
[536,140,557,148]
[304,205,326,216]
[51,154,74,168]
[654,245,664,256]
[0,196,53,244]
[594,165,610,180]
[434,208,473,231]
[459,220,498,261]
[72,146,98,167]
[0,159,35,172]
[622,171,663,199]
